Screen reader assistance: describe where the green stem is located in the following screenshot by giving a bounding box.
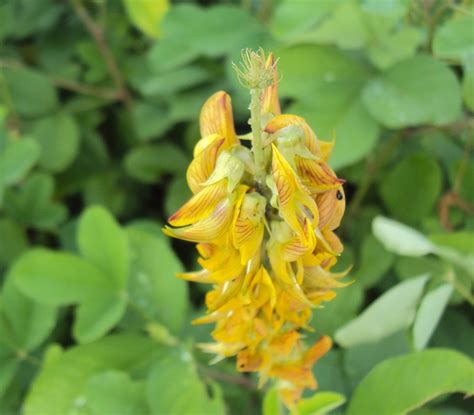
[250,87,266,186]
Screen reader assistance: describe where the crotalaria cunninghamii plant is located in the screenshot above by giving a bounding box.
[164,49,350,408]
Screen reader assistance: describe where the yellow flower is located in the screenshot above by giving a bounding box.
[164,49,350,409]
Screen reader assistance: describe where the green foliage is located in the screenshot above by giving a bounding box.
[0,0,472,414]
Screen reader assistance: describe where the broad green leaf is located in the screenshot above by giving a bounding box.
[0,138,40,186]
[1,67,58,117]
[353,234,394,288]
[335,275,429,347]
[125,143,188,183]
[130,101,172,141]
[122,0,169,38]
[379,153,442,223]
[147,348,225,414]
[78,206,130,287]
[294,391,346,415]
[433,15,474,63]
[368,26,422,69]
[86,370,149,415]
[32,113,80,172]
[347,349,474,415]
[23,334,162,415]
[463,63,474,111]
[279,44,379,169]
[311,350,348,395]
[310,280,363,336]
[413,284,453,350]
[262,388,281,415]
[74,295,127,343]
[11,249,113,306]
[394,256,443,281]
[344,331,410,390]
[430,232,474,256]
[362,56,462,128]
[148,4,263,72]
[127,228,188,333]
[1,276,56,350]
[0,219,28,267]
[270,0,337,42]
[0,350,17,397]
[372,216,435,257]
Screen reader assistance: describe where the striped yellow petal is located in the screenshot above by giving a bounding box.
[199,91,238,147]
[261,53,281,116]
[168,180,227,227]
[296,158,344,194]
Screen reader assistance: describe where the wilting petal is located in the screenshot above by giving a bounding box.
[261,53,281,116]
[296,158,344,194]
[316,188,346,231]
[303,335,332,367]
[168,180,227,227]
[199,91,238,146]
[265,114,320,156]
[237,348,267,372]
[163,196,234,243]
[187,135,225,194]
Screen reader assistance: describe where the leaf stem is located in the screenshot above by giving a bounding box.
[249,87,267,186]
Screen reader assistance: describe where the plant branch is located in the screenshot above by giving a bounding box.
[70,0,131,107]
[200,366,258,390]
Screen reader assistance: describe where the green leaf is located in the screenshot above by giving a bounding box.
[335,275,429,347]
[413,283,453,350]
[125,143,188,183]
[294,391,346,415]
[1,275,56,350]
[11,249,113,306]
[430,232,474,256]
[147,347,225,414]
[86,370,149,415]
[372,216,435,257]
[1,67,58,117]
[463,63,474,111]
[344,331,410,391]
[78,206,130,287]
[262,388,282,415]
[368,26,423,69]
[379,153,442,223]
[148,4,263,72]
[0,219,28,267]
[127,227,188,333]
[74,295,128,343]
[32,113,80,172]
[279,45,379,169]
[122,0,169,38]
[347,349,474,415]
[4,172,67,230]
[362,56,462,128]
[23,334,162,415]
[130,101,172,141]
[433,15,474,63]
[353,234,394,288]
[0,138,40,186]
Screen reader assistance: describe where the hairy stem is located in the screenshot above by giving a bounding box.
[249,87,266,186]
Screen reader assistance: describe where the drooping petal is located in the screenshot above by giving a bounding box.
[163,196,234,243]
[187,135,225,194]
[199,91,238,146]
[296,157,344,194]
[177,269,213,283]
[261,53,281,116]
[168,180,227,227]
[265,114,320,156]
[316,187,346,231]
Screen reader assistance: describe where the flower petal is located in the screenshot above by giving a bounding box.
[199,91,238,146]
[296,158,344,193]
[261,53,281,116]
[265,114,320,156]
[168,180,227,227]
[187,135,225,194]
[316,188,346,230]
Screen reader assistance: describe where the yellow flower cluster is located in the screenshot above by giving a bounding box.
[164,53,349,407]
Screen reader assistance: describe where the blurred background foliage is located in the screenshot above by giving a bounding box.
[0,0,473,414]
